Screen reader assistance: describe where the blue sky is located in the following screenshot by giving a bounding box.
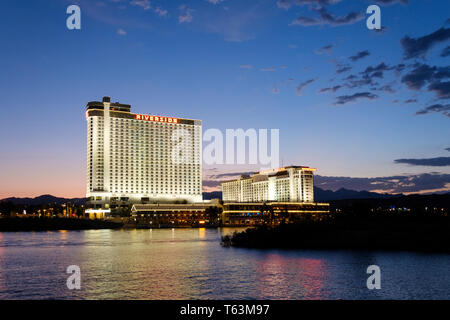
[0,0,449,197]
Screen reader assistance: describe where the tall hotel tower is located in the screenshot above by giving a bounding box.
[86,97,202,213]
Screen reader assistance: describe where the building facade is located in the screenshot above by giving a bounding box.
[221,166,315,203]
[131,201,220,227]
[221,202,330,226]
[86,97,202,213]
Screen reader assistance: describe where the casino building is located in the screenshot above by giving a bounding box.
[86,97,202,215]
[221,166,316,203]
[220,166,329,225]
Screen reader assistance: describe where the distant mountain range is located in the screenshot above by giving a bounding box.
[1,195,86,206]
[313,187,399,202]
[0,188,408,206]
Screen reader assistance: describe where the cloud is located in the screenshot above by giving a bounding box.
[315,44,334,55]
[204,172,450,194]
[208,171,256,180]
[154,7,168,17]
[401,27,450,59]
[441,46,450,57]
[428,81,450,99]
[240,64,253,69]
[415,103,450,117]
[202,180,222,189]
[336,64,352,73]
[343,74,356,81]
[130,0,151,10]
[260,67,277,72]
[117,28,126,35]
[361,62,391,78]
[291,7,364,27]
[372,26,388,34]
[394,157,450,167]
[344,76,376,89]
[206,0,225,4]
[319,85,342,93]
[179,7,194,23]
[404,98,417,104]
[446,148,450,152]
[349,50,370,62]
[340,62,400,90]
[272,87,280,94]
[401,63,450,90]
[400,64,450,99]
[296,78,316,95]
[315,173,450,194]
[277,0,341,10]
[373,0,408,5]
[334,92,378,105]
[378,84,395,93]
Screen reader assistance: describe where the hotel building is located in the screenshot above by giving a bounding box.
[220,166,329,225]
[221,166,316,203]
[86,97,202,214]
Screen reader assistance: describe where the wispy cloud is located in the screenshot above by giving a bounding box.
[349,50,370,62]
[319,85,342,93]
[240,64,253,69]
[315,44,334,55]
[154,7,168,17]
[394,157,450,166]
[291,7,364,27]
[334,92,378,105]
[315,172,450,194]
[336,63,352,74]
[441,46,450,57]
[179,6,194,23]
[130,0,151,10]
[373,0,408,5]
[415,103,450,117]
[117,28,127,35]
[296,78,316,95]
[277,0,342,10]
[206,0,225,4]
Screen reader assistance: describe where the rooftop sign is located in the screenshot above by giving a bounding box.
[134,114,179,124]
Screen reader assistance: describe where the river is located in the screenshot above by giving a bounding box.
[0,228,449,299]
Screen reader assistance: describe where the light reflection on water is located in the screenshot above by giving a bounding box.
[0,228,449,300]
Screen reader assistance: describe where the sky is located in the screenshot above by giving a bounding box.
[0,0,449,198]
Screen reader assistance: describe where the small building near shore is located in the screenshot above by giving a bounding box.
[222,202,330,226]
[131,201,221,227]
[85,209,111,220]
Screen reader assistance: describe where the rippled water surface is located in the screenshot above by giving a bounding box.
[0,228,449,299]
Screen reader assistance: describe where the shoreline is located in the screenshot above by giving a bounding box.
[0,217,123,232]
[221,216,450,253]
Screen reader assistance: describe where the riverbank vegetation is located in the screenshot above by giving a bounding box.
[222,203,450,252]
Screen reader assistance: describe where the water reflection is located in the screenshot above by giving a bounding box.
[0,229,449,299]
